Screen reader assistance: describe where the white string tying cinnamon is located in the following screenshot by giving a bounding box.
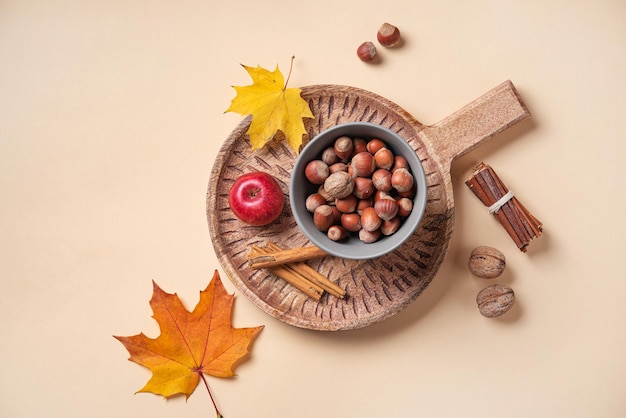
[487,190,515,214]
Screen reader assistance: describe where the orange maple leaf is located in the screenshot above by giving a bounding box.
[115,270,263,412]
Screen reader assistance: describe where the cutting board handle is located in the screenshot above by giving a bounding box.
[422,80,530,169]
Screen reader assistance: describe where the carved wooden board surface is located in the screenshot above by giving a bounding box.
[207,83,529,331]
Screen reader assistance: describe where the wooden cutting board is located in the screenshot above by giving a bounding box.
[207,82,529,331]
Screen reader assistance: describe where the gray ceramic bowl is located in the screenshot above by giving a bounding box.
[290,122,427,260]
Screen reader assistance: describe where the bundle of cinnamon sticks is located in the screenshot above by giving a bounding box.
[248,241,346,301]
[465,162,542,252]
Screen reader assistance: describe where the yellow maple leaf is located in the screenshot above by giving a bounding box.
[225,57,314,153]
[114,270,263,417]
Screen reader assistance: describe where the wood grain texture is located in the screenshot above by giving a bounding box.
[207,82,529,331]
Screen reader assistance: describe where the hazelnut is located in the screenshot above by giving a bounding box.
[329,162,349,174]
[324,171,354,199]
[351,152,376,177]
[353,176,374,199]
[356,41,377,63]
[305,193,326,212]
[304,160,329,184]
[353,138,368,154]
[396,197,413,217]
[398,184,416,199]
[380,216,402,235]
[392,155,409,171]
[377,23,401,47]
[335,194,358,213]
[330,205,342,224]
[360,206,382,232]
[313,205,335,232]
[476,284,515,318]
[340,213,362,232]
[366,138,386,155]
[374,190,394,202]
[322,147,341,165]
[334,136,354,160]
[374,198,399,221]
[347,163,355,178]
[359,228,381,243]
[356,197,373,214]
[374,148,394,170]
[327,225,348,241]
[372,168,393,192]
[391,167,414,193]
[468,246,506,279]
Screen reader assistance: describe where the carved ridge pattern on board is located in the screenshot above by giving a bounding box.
[209,86,450,330]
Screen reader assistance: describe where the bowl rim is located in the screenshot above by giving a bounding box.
[289,121,428,260]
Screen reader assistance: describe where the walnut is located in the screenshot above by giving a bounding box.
[476,284,515,318]
[468,246,506,279]
[323,171,354,200]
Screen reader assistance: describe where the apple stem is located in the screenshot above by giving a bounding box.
[199,372,223,418]
[284,55,295,90]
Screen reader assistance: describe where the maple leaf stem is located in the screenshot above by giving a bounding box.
[199,372,223,418]
[283,55,295,91]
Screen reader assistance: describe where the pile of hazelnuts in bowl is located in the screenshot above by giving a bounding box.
[290,122,427,260]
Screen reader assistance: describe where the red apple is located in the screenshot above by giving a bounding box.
[228,171,285,226]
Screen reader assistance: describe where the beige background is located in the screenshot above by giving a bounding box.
[2,1,625,417]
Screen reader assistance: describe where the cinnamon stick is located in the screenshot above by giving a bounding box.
[249,245,323,301]
[465,162,542,252]
[248,245,328,269]
[265,242,346,299]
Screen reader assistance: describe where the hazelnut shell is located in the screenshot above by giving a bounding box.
[372,168,393,192]
[356,41,377,62]
[374,198,399,221]
[391,167,414,193]
[351,152,376,177]
[366,138,386,154]
[304,160,329,184]
[374,148,394,170]
[359,228,381,243]
[313,205,335,232]
[352,176,374,199]
[377,23,401,47]
[360,206,382,232]
[340,213,362,232]
[305,193,326,212]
